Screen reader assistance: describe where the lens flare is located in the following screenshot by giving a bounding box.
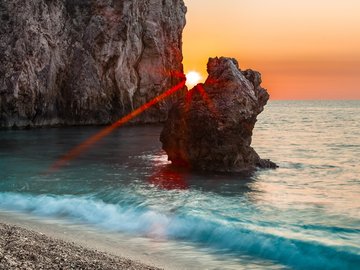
[186,71,202,88]
[185,84,218,117]
[48,80,186,173]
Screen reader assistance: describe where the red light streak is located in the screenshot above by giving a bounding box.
[49,80,186,172]
[185,84,218,117]
[148,166,188,190]
[196,84,218,116]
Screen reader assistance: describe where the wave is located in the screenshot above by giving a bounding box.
[0,192,359,269]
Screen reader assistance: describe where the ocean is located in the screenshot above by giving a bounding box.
[0,100,359,269]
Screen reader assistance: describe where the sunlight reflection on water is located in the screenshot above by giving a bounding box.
[0,101,360,269]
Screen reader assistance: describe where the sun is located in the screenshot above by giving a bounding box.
[185,71,202,88]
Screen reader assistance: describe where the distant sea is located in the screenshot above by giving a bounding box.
[0,100,359,269]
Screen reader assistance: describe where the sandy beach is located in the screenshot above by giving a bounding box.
[0,222,161,270]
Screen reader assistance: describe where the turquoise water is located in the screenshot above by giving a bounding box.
[0,101,360,269]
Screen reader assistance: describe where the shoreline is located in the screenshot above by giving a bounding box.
[0,211,186,270]
[0,222,160,270]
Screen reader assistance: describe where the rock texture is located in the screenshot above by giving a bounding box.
[161,57,276,172]
[0,0,186,128]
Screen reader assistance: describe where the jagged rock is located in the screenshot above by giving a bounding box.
[160,57,277,172]
[0,0,187,128]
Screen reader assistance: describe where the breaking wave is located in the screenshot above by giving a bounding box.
[1,192,359,269]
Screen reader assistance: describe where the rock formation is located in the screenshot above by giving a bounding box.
[161,57,277,172]
[0,0,186,128]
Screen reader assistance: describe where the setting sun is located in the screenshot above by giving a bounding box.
[1,1,359,270]
[186,71,202,88]
[182,0,360,99]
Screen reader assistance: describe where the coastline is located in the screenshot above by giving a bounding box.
[0,211,182,270]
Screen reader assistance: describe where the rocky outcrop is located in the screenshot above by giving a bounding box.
[0,0,186,128]
[161,57,276,172]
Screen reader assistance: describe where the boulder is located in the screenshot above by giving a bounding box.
[160,57,277,172]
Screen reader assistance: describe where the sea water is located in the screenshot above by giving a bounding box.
[0,101,359,269]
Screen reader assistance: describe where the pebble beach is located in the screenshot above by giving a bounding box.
[0,223,160,270]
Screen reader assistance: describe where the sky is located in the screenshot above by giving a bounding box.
[182,0,360,100]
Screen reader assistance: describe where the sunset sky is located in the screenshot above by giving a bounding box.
[182,0,360,100]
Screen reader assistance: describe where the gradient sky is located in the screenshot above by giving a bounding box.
[182,0,360,99]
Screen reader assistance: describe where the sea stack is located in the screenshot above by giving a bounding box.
[0,0,186,128]
[161,57,277,172]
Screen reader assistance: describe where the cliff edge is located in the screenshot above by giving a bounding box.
[0,0,186,128]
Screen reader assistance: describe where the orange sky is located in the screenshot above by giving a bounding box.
[182,0,360,100]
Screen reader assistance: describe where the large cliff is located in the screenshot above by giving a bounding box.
[0,0,186,128]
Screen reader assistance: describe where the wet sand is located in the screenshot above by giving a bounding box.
[0,222,161,270]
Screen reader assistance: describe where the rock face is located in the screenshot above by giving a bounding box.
[0,0,186,128]
[161,57,276,172]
